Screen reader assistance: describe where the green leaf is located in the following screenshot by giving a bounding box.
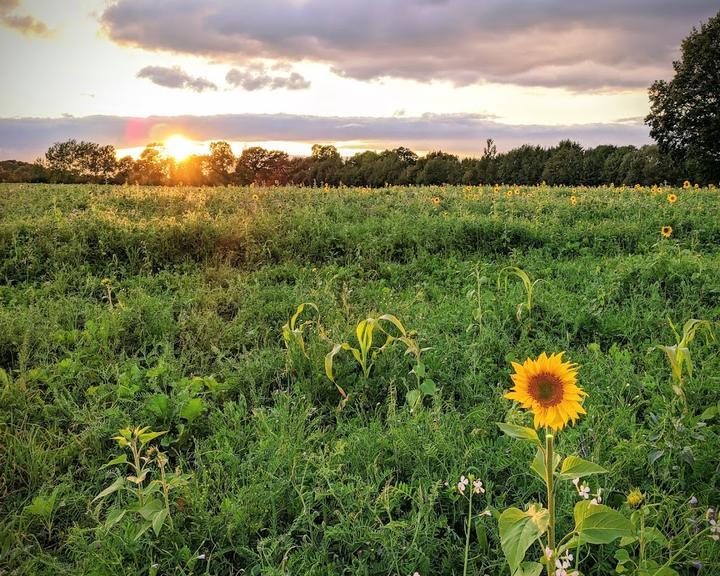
[104,508,126,530]
[100,453,128,469]
[134,498,164,521]
[516,562,543,576]
[145,394,170,419]
[499,504,549,571]
[92,476,126,503]
[497,422,541,446]
[419,379,437,396]
[151,508,169,536]
[574,501,634,544]
[558,455,608,480]
[180,397,205,423]
[530,447,560,483]
[406,389,422,409]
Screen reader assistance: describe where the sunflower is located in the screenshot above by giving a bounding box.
[626,489,644,509]
[431,196,441,206]
[661,226,673,238]
[252,193,260,201]
[505,352,586,431]
[683,180,691,189]
[570,195,577,205]
[667,193,677,204]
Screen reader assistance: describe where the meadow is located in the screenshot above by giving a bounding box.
[1,182,719,575]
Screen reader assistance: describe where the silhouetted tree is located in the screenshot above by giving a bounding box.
[207,141,236,185]
[646,11,720,183]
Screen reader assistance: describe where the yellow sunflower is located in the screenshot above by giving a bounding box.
[505,352,586,431]
[570,195,577,205]
[661,225,673,238]
[252,193,260,201]
[683,180,691,189]
[431,196,441,206]
[667,193,677,204]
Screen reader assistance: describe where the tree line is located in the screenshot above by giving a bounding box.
[0,138,707,187]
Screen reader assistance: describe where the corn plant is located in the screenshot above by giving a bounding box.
[498,266,541,321]
[466,264,489,333]
[281,302,320,358]
[325,313,420,399]
[651,318,714,407]
[92,427,189,540]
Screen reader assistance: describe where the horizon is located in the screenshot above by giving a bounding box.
[1,1,717,161]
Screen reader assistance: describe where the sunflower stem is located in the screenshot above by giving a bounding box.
[545,432,555,575]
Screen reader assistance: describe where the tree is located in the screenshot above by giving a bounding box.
[646,11,720,183]
[236,147,290,185]
[44,140,117,182]
[541,140,583,185]
[207,141,235,185]
[131,144,171,185]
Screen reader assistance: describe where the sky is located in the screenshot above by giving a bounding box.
[0,0,716,161]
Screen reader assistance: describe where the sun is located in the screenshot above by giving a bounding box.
[163,135,199,161]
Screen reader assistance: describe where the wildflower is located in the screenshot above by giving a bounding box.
[413,573,421,576]
[689,496,698,507]
[473,479,485,494]
[626,488,644,508]
[570,196,577,205]
[573,478,590,499]
[252,193,259,201]
[457,475,469,494]
[197,554,206,560]
[554,551,577,576]
[545,546,553,560]
[431,196,441,206]
[667,193,677,204]
[591,488,603,505]
[661,226,673,238]
[505,352,586,431]
[683,180,691,189]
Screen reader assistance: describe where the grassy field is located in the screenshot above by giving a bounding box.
[1,182,719,575]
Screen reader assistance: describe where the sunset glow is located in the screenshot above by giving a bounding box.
[162,135,206,161]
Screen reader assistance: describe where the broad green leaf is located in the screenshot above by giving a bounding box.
[530,447,560,483]
[558,455,607,479]
[145,394,170,419]
[104,508,126,530]
[138,430,167,446]
[100,453,128,469]
[133,519,153,541]
[151,508,169,536]
[574,501,634,544]
[499,505,548,571]
[180,397,205,423]
[406,389,422,409]
[516,562,543,576]
[497,422,541,446]
[419,379,437,396]
[92,476,126,503]
[134,498,164,521]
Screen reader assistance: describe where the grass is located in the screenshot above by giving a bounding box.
[0,183,719,575]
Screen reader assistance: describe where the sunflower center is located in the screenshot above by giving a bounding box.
[528,373,564,407]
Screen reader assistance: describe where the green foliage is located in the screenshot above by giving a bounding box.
[1,183,719,575]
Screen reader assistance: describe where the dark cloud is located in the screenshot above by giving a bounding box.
[225,65,310,91]
[0,113,651,160]
[99,0,718,90]
[0,0,50,37]
[137,65,217,92]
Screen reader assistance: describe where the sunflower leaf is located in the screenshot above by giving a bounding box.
[558,455,607,480]
[496,422,541,447]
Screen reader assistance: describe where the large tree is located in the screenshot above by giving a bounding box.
[646,11,720,183]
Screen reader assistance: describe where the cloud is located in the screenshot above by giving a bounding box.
[225,65,310,91]
[0,0,50,37]
[136,65,217,92]
[99,0,718,90]
[0,113,651,161]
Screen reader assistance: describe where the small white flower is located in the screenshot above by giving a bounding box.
[572,477,580,486]
[197,554,206,560]
[473,479,485,494]
[578,485,590,499]
[413,572,421,576]
[460,475,469,486]
[545,546,553,560]
[457,481,466,494]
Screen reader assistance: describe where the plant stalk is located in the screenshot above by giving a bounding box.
[545,432,555,574]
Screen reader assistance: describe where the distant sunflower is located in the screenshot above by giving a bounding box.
[505,352,586,431]
[667,193,677,204]
[431,196,441,206]
[683,180,691,189]
[252,193,260,201]
[570,195,577,205]
[661,226,673,238]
